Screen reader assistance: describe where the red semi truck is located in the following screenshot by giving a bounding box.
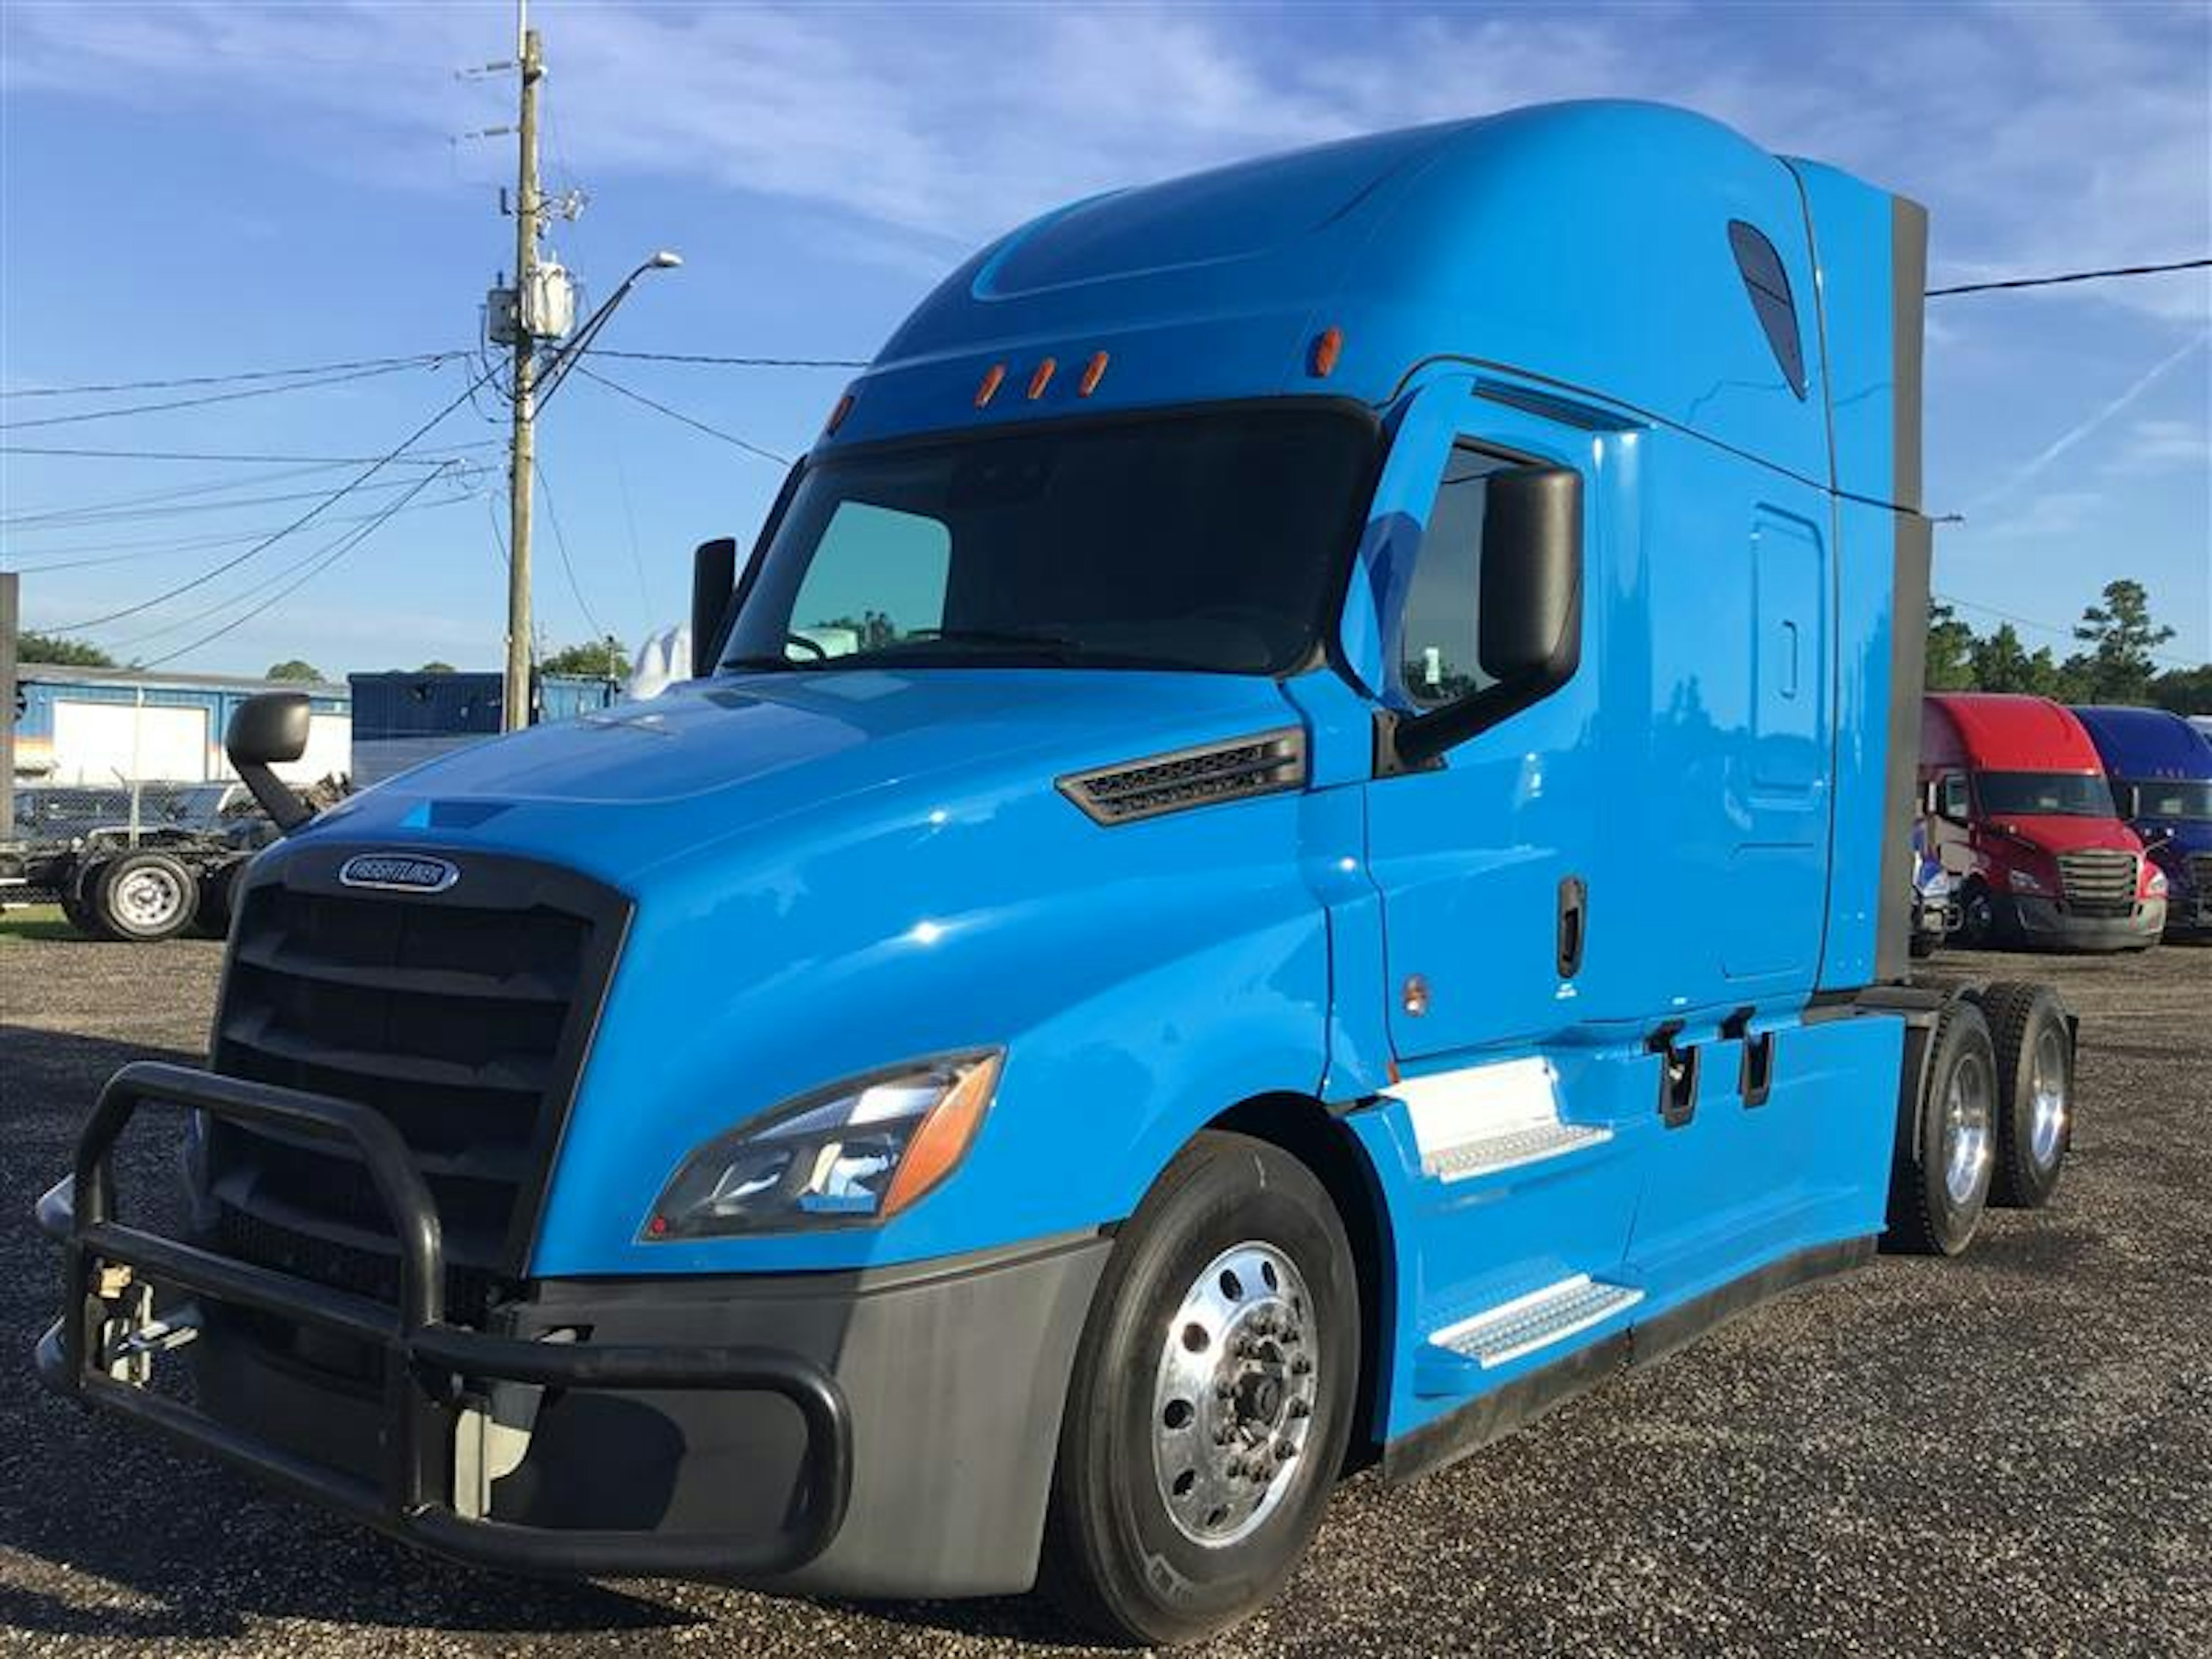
[1921,693,2165,952]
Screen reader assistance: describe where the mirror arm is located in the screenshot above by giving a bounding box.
[237,762,312,836]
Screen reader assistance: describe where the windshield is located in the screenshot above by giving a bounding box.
[722,404,1378,676]
[2124,778,2212,821]
[1976,770,2116,818]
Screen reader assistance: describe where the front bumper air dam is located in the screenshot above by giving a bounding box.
[1993,893,2165,952]
[36,1062,1111,1597]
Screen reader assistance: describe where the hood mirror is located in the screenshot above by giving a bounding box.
[226,692,314,835]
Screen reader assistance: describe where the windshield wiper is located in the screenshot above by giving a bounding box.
[903,627,1082,652]
[721,654,801,672]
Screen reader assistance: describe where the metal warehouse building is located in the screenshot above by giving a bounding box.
[12,664,351,787]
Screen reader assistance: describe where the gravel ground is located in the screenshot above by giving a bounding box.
[2,931,2207,1656]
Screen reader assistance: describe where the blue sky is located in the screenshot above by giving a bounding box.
[2,0,2207,680]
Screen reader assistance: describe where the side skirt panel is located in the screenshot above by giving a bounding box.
[1379,1233,1876,1484]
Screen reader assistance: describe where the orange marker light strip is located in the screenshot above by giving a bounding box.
[1027,357,1057,400]
[824,390,855,435]
[975,363,1006,408]
[1078,351,1110,396]
[880,1054,1003,1217]
[1311,325,1344,378]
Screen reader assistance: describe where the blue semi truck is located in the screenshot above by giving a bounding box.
[39,102,2079,1643]
[2073,703,2212,941]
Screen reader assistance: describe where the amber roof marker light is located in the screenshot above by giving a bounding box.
[824,388,856,436]
[1078,351,1110,396]
[1027,357,1058,400]
[975,363,1007,408]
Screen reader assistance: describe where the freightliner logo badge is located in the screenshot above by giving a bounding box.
[338,853,460,893]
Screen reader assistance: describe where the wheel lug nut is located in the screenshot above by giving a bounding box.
[1287,1397,1310,1418]
[1291,1354,1313,1375]
[1275,1440,1296,1461]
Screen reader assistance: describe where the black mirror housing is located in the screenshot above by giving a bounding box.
[1386,465,1584,772]
[225,692,313,834]
[690,537,739,679]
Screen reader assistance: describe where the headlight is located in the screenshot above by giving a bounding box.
[643,1051,1002,1240]
[2006,866,2048,895]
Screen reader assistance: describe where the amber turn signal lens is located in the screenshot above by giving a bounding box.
[1311,325,1344,378]
[975,363,1006,407]
[880,1052,1003,1217]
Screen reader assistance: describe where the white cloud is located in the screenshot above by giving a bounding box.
[7,2,2205,325]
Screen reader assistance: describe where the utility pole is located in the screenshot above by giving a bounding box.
[0,572,17,842]
[502,2,543,734]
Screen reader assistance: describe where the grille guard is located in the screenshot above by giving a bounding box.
[36,1060,853,1578]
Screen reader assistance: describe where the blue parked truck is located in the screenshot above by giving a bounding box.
[38,103,2079,1643]
[2073,703,2212,941]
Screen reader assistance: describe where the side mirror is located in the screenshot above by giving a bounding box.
[1389,465,1583,771]
[225,692,313,834]
[690,537,738,679]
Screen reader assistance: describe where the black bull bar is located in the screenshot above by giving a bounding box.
[35,1060,853,1577]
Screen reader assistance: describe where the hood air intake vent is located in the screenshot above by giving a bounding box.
[1058,728,1308,825]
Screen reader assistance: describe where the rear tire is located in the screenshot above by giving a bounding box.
[1886,999,1998,1256]
[1039,1131,1357,1646]
[191,855,247,939]
[1972,982,2073,1209]
[1956,882,1996,949]
[91,850,199,942]
[60,858,113,939]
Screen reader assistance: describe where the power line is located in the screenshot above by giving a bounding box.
[3,461,377,525]
[0,356,465,431]
[0,441,495,465]
[1928,256,2211,298]
[589,347,867,369]
[532,459,607,643]
[0,351,458,399]
[130,467,457,670]
[2,490,487,574]
[573,364,790,465]
[1934,591,2201,670]
[46,359,505,632]
[5,472,475,533]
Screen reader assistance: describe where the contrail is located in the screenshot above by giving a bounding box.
[1962,329,2210,516]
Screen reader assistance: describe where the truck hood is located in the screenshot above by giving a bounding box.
[301,667,1302,882]
[1984,815,2144,857]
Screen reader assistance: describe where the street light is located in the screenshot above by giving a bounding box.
[535,248,683,404]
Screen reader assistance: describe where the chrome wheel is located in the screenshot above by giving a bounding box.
[114,864,185,930]
[1942,1047,1994,1206]
[2028,1024,2069,1171]
[1150,1241,1319,1548]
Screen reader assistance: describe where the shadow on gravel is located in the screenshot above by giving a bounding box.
[0,1027,700,1645]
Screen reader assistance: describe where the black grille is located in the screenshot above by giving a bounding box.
[1058,729,1307,825]
[2057,849,2137,919]
[206,851,627,1323]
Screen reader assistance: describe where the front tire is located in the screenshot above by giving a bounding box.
[1887,999,1998,1256]
[1039,1131,1357,1646]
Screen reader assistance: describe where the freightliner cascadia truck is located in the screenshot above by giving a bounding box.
[2073,703,2212,942]
[1921,691,2166,951]
[37,102,2081,1644]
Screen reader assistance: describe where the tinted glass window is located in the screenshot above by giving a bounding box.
[2126,778,2212,821]
[1728,219,1808,399]
[1976,771,2116,817]
[1397,445,1513,708]
[725,405,1377,676]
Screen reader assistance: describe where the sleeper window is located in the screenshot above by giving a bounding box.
[1398,445,1513,709]
[1728,219,1808,399]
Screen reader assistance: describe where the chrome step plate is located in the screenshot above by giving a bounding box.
[1429,1275,1643,1370]
[1422,1120,1612,1183]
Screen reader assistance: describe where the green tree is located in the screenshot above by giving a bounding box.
[16,629,113,668]
[1969,624,2081,699]
[2065,579,2175,704]
[416,660,457,673]
[541,638,628,679]
[265,658,324,683]
[1924,599,1977,691]
[2150,663,2212,716]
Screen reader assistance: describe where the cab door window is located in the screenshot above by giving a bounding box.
[1396,444,1514,708]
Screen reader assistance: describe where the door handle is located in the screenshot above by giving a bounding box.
[1556,874,1588,978]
